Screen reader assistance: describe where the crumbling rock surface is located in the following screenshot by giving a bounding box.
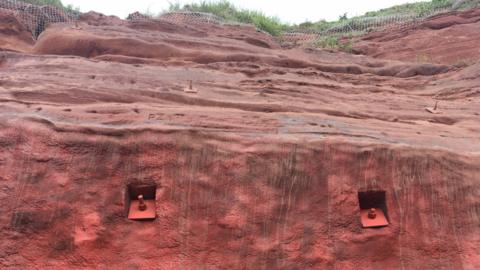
[354,8,480,65]
[79,11,126,27]
[0,7,479,270]
[33,23,452,78]
[0,8,33,51]
[0,0,73,40]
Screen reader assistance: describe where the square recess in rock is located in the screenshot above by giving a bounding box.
[125,183,157,221]
[358,189,389,228]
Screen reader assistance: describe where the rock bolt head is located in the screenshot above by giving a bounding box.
[138,195,147,211]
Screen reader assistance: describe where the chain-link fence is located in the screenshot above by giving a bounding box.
[157,11,223,25]
[280,6,455,45]
[0,0,78,39]
[128,11,223,26]
[130,4,477,46]
[2,0,480,45]
[129,10,271,35]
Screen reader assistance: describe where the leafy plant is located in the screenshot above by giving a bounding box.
[19,0,79,13]
[314,35,354,52]
[19,0,480,42]
[364,0,453,17]
[167,0,287,36]
[291,0,480,32]
[339,13,348,21]
[20,0,64,8]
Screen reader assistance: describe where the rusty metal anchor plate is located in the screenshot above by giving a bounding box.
[128,200,156,221]
[360,208,389,228]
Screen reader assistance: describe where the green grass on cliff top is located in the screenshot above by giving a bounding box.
[167,0,480,35]
[19,0,78,12]
[19,0,480,35]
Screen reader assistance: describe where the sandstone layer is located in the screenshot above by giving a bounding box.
[0,7,479,270]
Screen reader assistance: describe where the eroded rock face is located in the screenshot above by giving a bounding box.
[0,6,479,270]
[0,0,74,40]
[0,124,478,269]
[354,8,480,65]
[0,9,34,51]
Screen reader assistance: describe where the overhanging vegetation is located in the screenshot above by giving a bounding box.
[167,0,480,34]
[19,0,78,13]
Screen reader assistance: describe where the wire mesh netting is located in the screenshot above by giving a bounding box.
[0,0,78,39]
[129,10,270,34]
[280,7,454,44]
[1,0,480,45]
[156,11,223,25]
[131,4,477,46]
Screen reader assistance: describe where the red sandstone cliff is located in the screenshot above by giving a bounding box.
[0,6,479,270]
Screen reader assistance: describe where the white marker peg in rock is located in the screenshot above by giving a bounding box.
[184,80,198,93]
[426,101,441,114]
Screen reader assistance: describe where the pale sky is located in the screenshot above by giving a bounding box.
[62,0,427,23]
